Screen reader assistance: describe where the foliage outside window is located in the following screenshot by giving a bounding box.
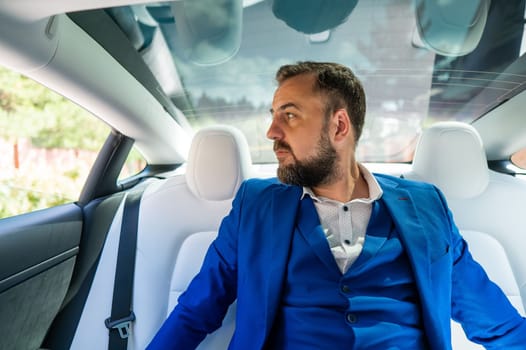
[0,66,112,218]
[119,147,147,180]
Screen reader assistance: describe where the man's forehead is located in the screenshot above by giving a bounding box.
[273,75,317,103]
[271,88,306,112]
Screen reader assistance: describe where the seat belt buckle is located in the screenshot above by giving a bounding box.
[105,311,136,339]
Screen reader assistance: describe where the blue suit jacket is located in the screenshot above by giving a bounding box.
[148,174,526,350]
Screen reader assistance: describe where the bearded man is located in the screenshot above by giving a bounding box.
[148,61,526,350]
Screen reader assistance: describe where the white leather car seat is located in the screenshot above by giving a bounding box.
[69,125,251,349]
[405,121,526,349]
[133,125,252,349]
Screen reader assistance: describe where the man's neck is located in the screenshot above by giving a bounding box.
[311,164,370,203]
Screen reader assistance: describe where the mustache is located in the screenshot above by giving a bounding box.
[273,140,292,152]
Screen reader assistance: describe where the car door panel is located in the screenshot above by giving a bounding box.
[0,204,82,350]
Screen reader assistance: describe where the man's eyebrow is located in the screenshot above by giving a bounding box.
[269,102,299,115]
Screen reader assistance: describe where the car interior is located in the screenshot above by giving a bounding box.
[0,0,525,349]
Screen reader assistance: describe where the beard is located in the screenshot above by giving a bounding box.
[276,131,339,187]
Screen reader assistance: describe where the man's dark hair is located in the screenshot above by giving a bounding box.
[276,61,366,142]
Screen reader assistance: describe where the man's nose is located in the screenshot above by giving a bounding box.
[266,118,284,140]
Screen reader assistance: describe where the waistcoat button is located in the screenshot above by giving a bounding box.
[346,313,358,324]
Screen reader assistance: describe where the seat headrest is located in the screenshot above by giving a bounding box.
[186,125,252,201]
[411,121,489,199]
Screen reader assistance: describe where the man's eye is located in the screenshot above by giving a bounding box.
[286,112,295,119]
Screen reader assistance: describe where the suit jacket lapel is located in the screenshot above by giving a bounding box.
[376,175,450,346]
[262,184,302,339]
[296,197,341,276]
[377,176,432,290]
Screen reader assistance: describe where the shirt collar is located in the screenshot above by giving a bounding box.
[301,163,383,204]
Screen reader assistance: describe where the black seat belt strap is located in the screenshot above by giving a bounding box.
[105,187,145,350]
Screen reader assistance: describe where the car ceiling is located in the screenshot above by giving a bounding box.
[1,0,526,165]
[0,0,191,165]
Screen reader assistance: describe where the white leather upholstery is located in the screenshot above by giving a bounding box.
[131,125,251,349]
[410,121,489,199]
[186,125,252,201]
[70,125,251,349]
[406,121,526,349]
[169,231,236,350]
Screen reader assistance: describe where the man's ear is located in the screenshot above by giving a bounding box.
[333,109,351,141]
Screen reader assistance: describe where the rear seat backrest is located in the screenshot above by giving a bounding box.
[70,125,251,350]
[132,125,252,349]
[405,121,526,349]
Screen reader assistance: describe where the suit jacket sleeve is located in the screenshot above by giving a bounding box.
[146,181,245,350]
[436,188,526,348]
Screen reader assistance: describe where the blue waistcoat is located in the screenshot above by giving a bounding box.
[267,198,428,349]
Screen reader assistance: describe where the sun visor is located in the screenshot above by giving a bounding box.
[171,0,242,66]
[414,0,490,57]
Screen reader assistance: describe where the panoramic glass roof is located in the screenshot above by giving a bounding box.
[95,0,526,163]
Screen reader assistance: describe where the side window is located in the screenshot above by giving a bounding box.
[0,66,110,218]
[119,147,147,180]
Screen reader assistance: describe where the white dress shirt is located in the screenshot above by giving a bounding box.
[302,164,383,273]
